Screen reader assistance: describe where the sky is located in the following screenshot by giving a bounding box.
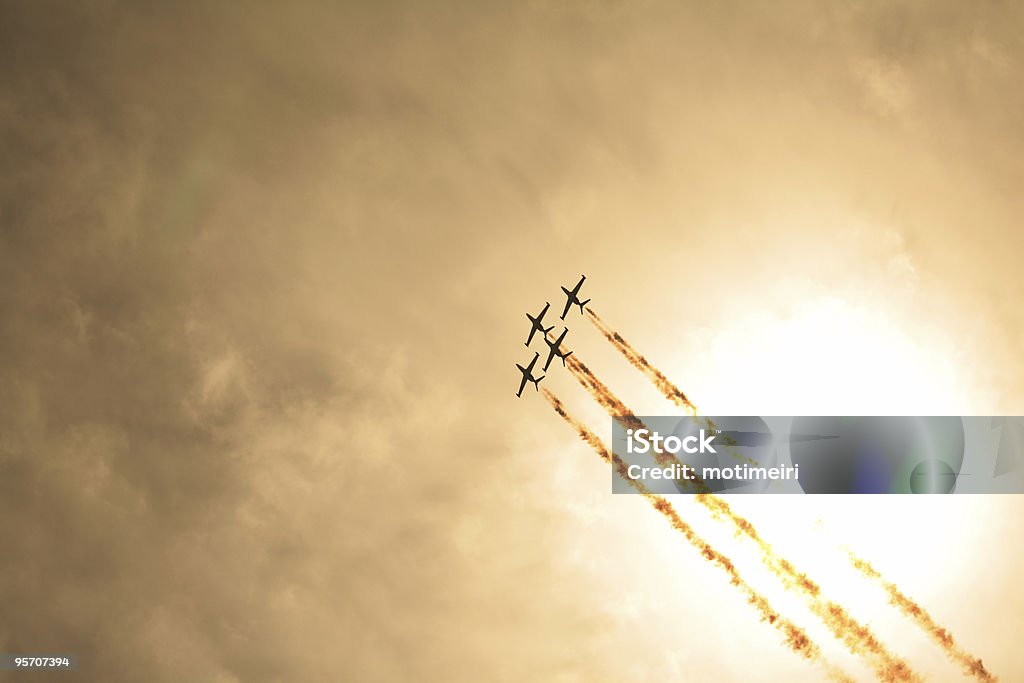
[1,1,1023,681]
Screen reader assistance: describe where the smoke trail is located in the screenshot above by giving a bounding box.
[846,551,997,682]
[583,307,996,681]
[699,496,919,683]
[542,389,855,683]
[586,307,697,414]
[560,353,708,493]
[578,312,755,465]
[563,354,644,432]
[559,351,920,682]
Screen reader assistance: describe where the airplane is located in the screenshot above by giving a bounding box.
[560,275,590,319]
[515,352,545,397]
[543,327,572,371]
[525,302,554,346]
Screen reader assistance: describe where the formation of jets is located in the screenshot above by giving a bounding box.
[516,275,589,397]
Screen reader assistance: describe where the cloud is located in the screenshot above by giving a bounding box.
[2,1,1023,681]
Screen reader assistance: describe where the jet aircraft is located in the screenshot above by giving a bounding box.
[560,275,590,319]
[515,352,545,397]
[543,327,572,371]
[525,302,554,346]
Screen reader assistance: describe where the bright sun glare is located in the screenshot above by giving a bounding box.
[684,295,979,416]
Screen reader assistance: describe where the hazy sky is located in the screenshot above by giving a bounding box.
[1,1,1023,681]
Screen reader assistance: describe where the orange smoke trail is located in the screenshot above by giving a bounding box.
[846,551,997,682]
[560,351,919,682]
[564,354,643,431]
[578,312,754,465]
[561,353,706,492]
[583,308,996,682]
[542,388,855,683]
[699,496,919,683]
[586,307,697,414]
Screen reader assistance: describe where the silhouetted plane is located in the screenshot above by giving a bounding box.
[560,275,590,319]
[543,327,572,371]
[515,352,545,397]
[525,302,554,346]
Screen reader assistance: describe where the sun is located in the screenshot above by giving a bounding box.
[680,294,981,416]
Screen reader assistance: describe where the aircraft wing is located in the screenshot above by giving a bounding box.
[525,325,537,346]
[516,372,529,397]
[543,347,557,372]
[559,297,573,319]
[525,352,539,373]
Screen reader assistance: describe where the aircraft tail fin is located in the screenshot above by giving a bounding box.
[577,298,591,313]
[561,351,573,366]
[532,375,545,390]
[543,324,554,335]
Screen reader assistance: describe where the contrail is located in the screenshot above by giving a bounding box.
[846,550,997,682]
[700,496,919,683]
[560,353,707,492]
[579,311,753,465]
[586,307,697,414]
[559,351,919,682]
[542,388,855,683]
[584,307,997,682]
